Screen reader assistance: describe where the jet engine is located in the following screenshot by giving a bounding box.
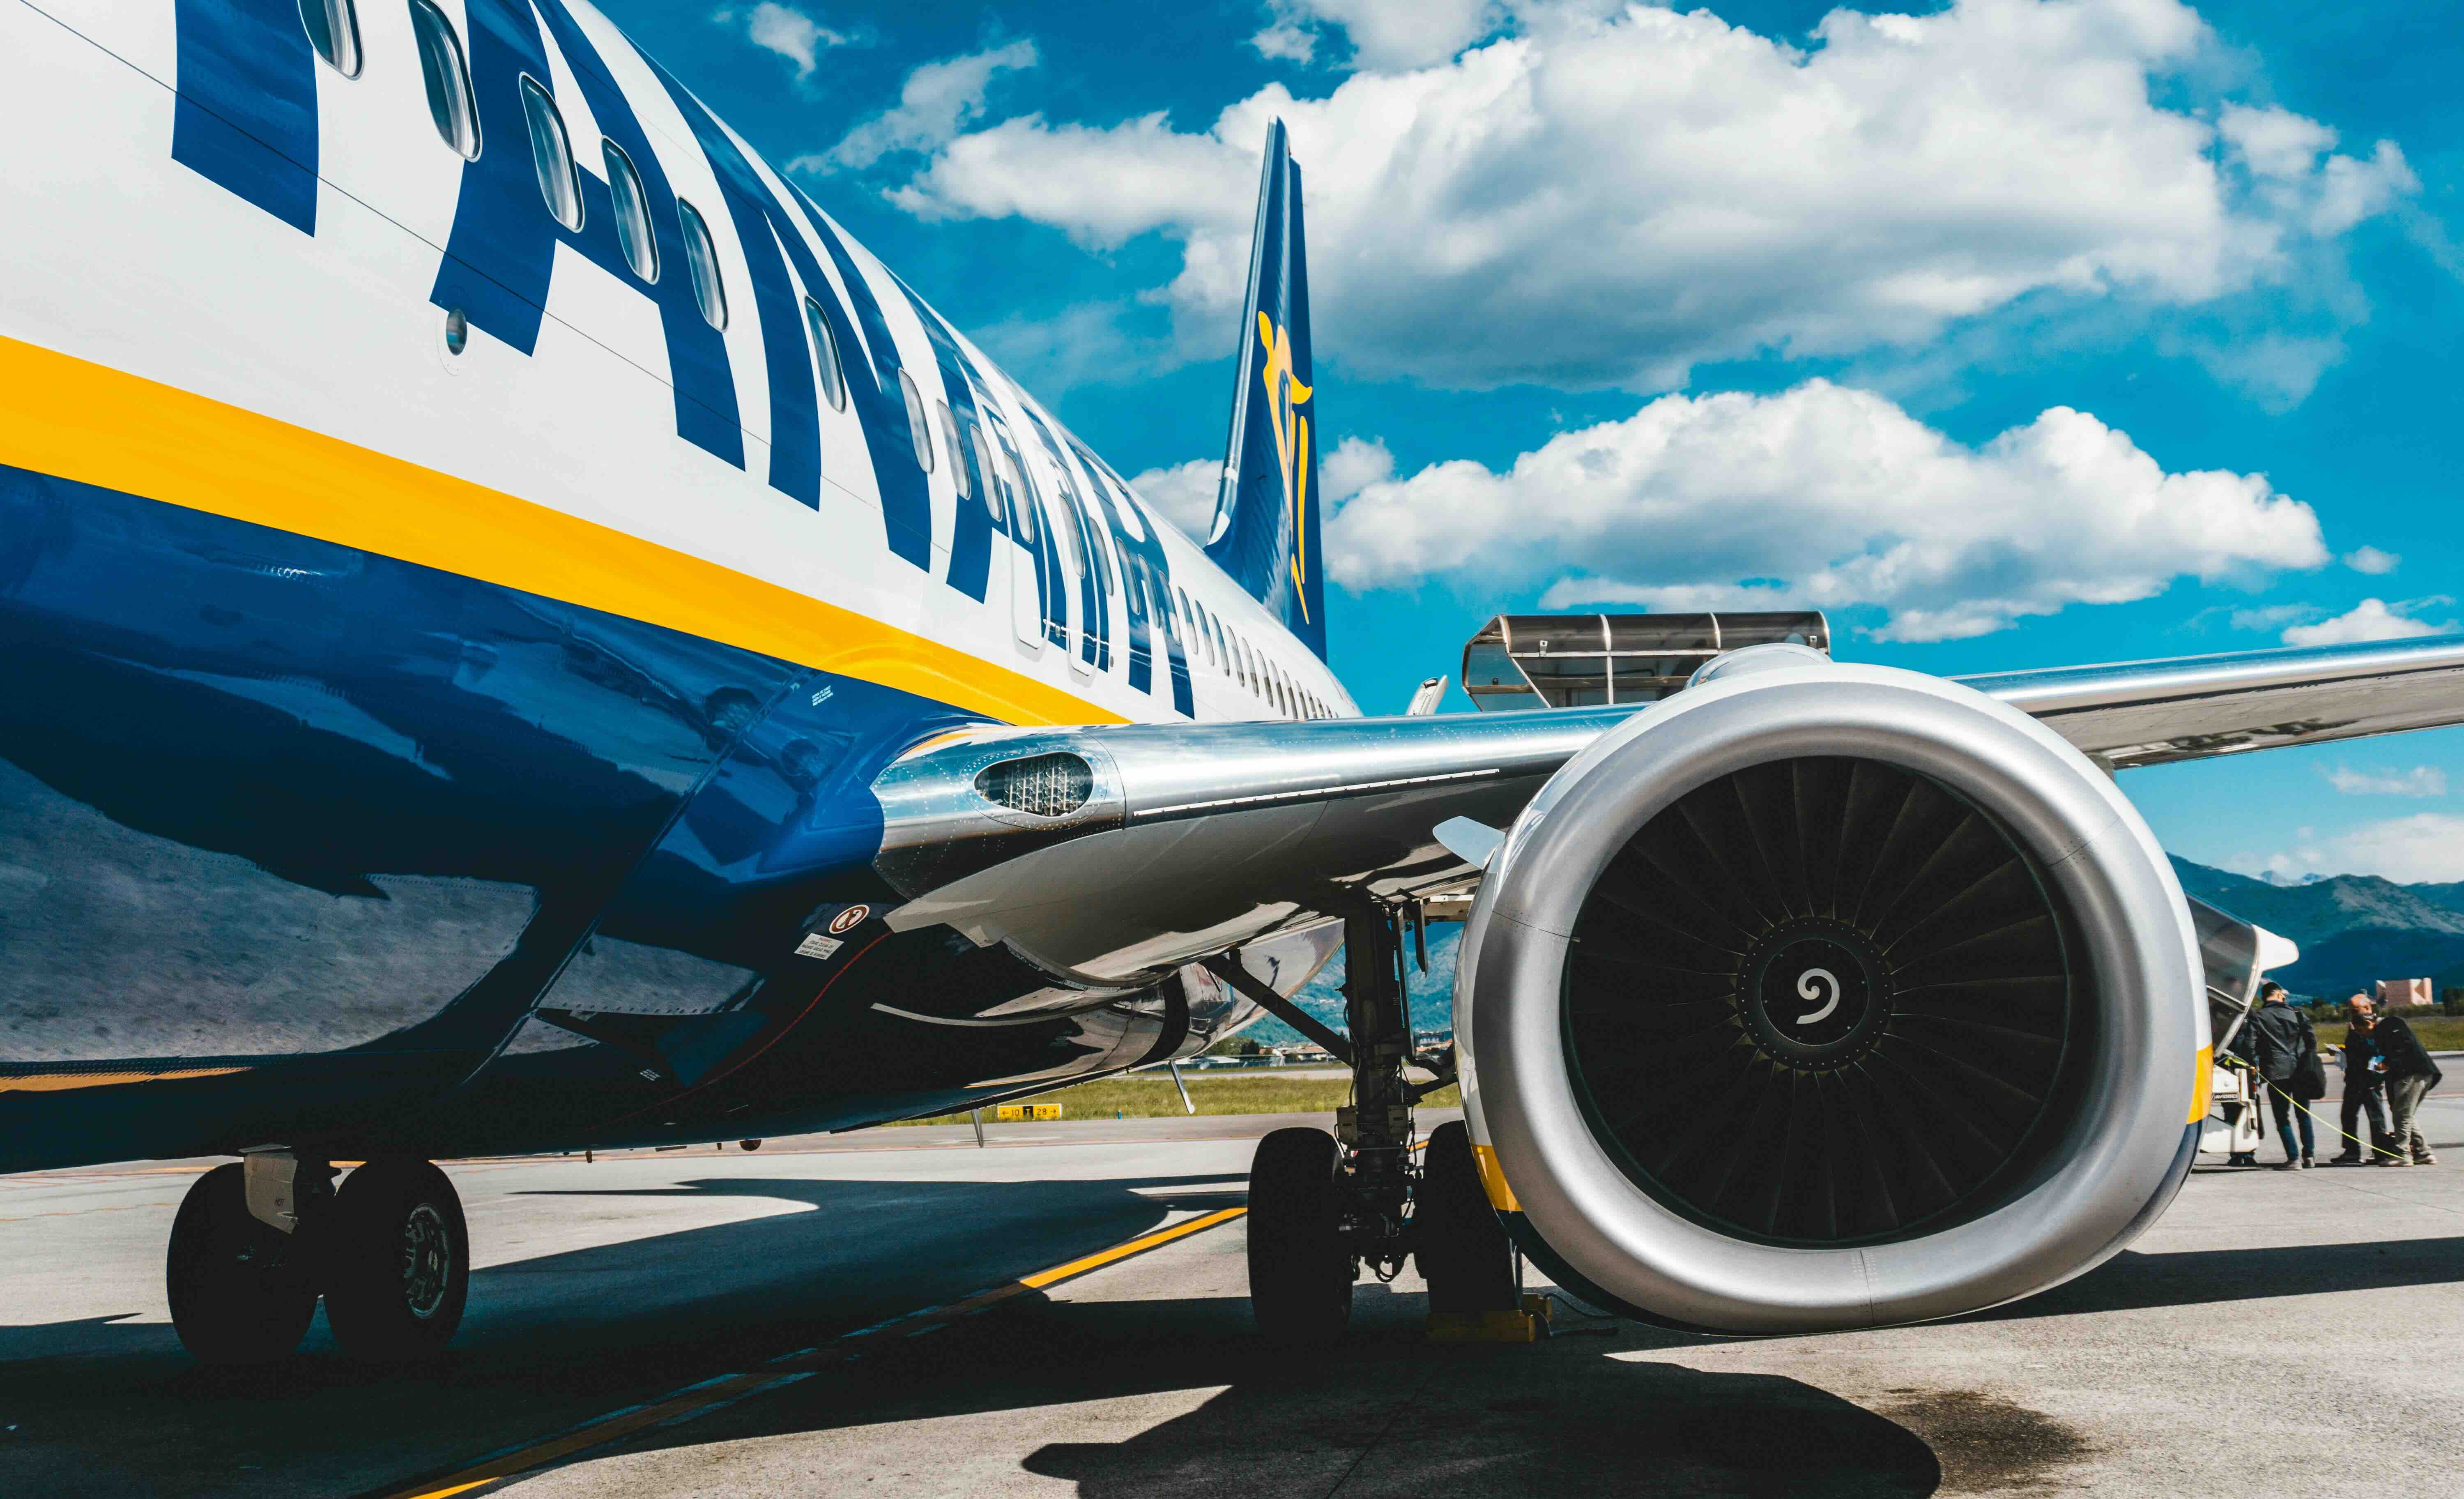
[1454,649,2210,1333]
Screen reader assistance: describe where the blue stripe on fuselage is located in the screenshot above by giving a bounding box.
[0,462,973,1133]
[171,0,320,233]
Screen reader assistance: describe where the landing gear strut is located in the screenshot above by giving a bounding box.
[1240,907,1519,1342]
[166,1154,469,1365]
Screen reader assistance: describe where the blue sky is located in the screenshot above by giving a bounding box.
[598,0,2464,884]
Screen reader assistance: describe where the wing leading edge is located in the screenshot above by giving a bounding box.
[1956,631,2464,769]
[874,633,2464,982]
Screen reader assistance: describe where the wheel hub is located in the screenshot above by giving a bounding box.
[400,1202,451,1320]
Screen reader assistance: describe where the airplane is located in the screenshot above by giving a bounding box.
[7,0,2464,1367]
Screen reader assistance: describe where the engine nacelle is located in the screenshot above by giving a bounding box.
[1455,656,2209,1333]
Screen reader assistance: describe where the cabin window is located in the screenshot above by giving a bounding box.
[803,297,846,411]
[677,199,727,329]
[897,370,934,473]
[300,0,362,77]
[972,426,1003,523]
[1007,451,1036,543]
[520,78,583,230]
[601,143,658,282]
[1053,495,1085,576]
[409,0,477,157]
[937,404,969,499]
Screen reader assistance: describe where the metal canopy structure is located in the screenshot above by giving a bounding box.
[1460,612,1831,711]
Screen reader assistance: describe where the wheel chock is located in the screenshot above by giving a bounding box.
[1428,1294,1552,1344]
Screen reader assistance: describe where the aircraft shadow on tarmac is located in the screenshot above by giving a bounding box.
[1963,1231,2464,1323]
[565,1276,1958,1498]
[0,1172,1245,1497]
[5,1174,2463,1497]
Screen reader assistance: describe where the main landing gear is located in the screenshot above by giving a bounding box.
[1236,908,1523,1345]
[167,1154,470,1365]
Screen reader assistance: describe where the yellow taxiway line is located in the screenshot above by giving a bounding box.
[372,1204,1250,1499]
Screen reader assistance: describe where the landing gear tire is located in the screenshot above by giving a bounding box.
[1413,1120,1519,1316]
[322,1158,469,1362]
[1247,1126,1353,1346]
[166,1163,317,1365]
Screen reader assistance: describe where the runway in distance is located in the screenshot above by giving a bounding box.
[9,0,2464,1364]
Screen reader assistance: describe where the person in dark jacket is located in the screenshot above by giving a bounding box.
[2237,982,2319,1168]
[2330,994,2393,1165]
[2373,1007,2445,1167]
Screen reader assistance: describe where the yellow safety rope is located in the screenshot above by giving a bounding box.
[2244,1059,2420,1164]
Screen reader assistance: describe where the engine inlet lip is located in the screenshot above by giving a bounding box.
[1734,919,1892,1072]
[1463,661,2206,1334]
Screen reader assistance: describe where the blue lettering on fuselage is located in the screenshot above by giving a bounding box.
[435,0,743,468]
[985,416,1068,652]
[889,279,998,602]
[630,48,851,515]
[1070,437,1194,716]
[1017,409,1112,674]
[781,182,939,572]
[170,0,320,233]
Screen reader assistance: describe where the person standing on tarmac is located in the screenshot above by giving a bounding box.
[2329,994,2393,1165]
[2238,981,2321,1169]
[2372,1004,2444,1167]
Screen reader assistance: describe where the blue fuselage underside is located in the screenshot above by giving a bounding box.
[0,467,1202,1171]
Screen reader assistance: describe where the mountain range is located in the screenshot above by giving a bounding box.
[2168,857,2464,1001]
[1241,855,2464,1044]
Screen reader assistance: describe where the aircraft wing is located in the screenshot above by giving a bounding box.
[874,633,2464,982]
[1956,631,2464,769]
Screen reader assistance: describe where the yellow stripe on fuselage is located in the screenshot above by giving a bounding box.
[0,334,1124,728]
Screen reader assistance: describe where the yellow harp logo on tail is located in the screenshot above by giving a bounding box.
[1256,311,1312,621]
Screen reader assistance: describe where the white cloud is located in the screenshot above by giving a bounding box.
[1320,379,2328,642]
[1250,23,1318,63]
[2246,814,2464,884]
[1132,435,1392,541]
[2229,602,2322,633]
[1321,435,1394,502]
[800,40,1039,173]
[1253,0,1500,70]
[892,109,1249,246]
[714,4,855,79]
[890,0,2415,394]
[2280,597,2453,646]
[1128,458,1222,540]
[2344,545,2400,574]
[2323,764,2446,798]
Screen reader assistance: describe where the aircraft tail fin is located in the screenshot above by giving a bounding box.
[1205,119,1326,659]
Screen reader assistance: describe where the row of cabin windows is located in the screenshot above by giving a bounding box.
[313,0,732,331]
[306,0,1339,721]
[1157,581,1330,720]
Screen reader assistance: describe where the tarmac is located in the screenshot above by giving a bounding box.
[3,1094,2462,1497]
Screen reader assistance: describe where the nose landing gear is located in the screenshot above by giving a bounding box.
[165,1154,470,1365]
